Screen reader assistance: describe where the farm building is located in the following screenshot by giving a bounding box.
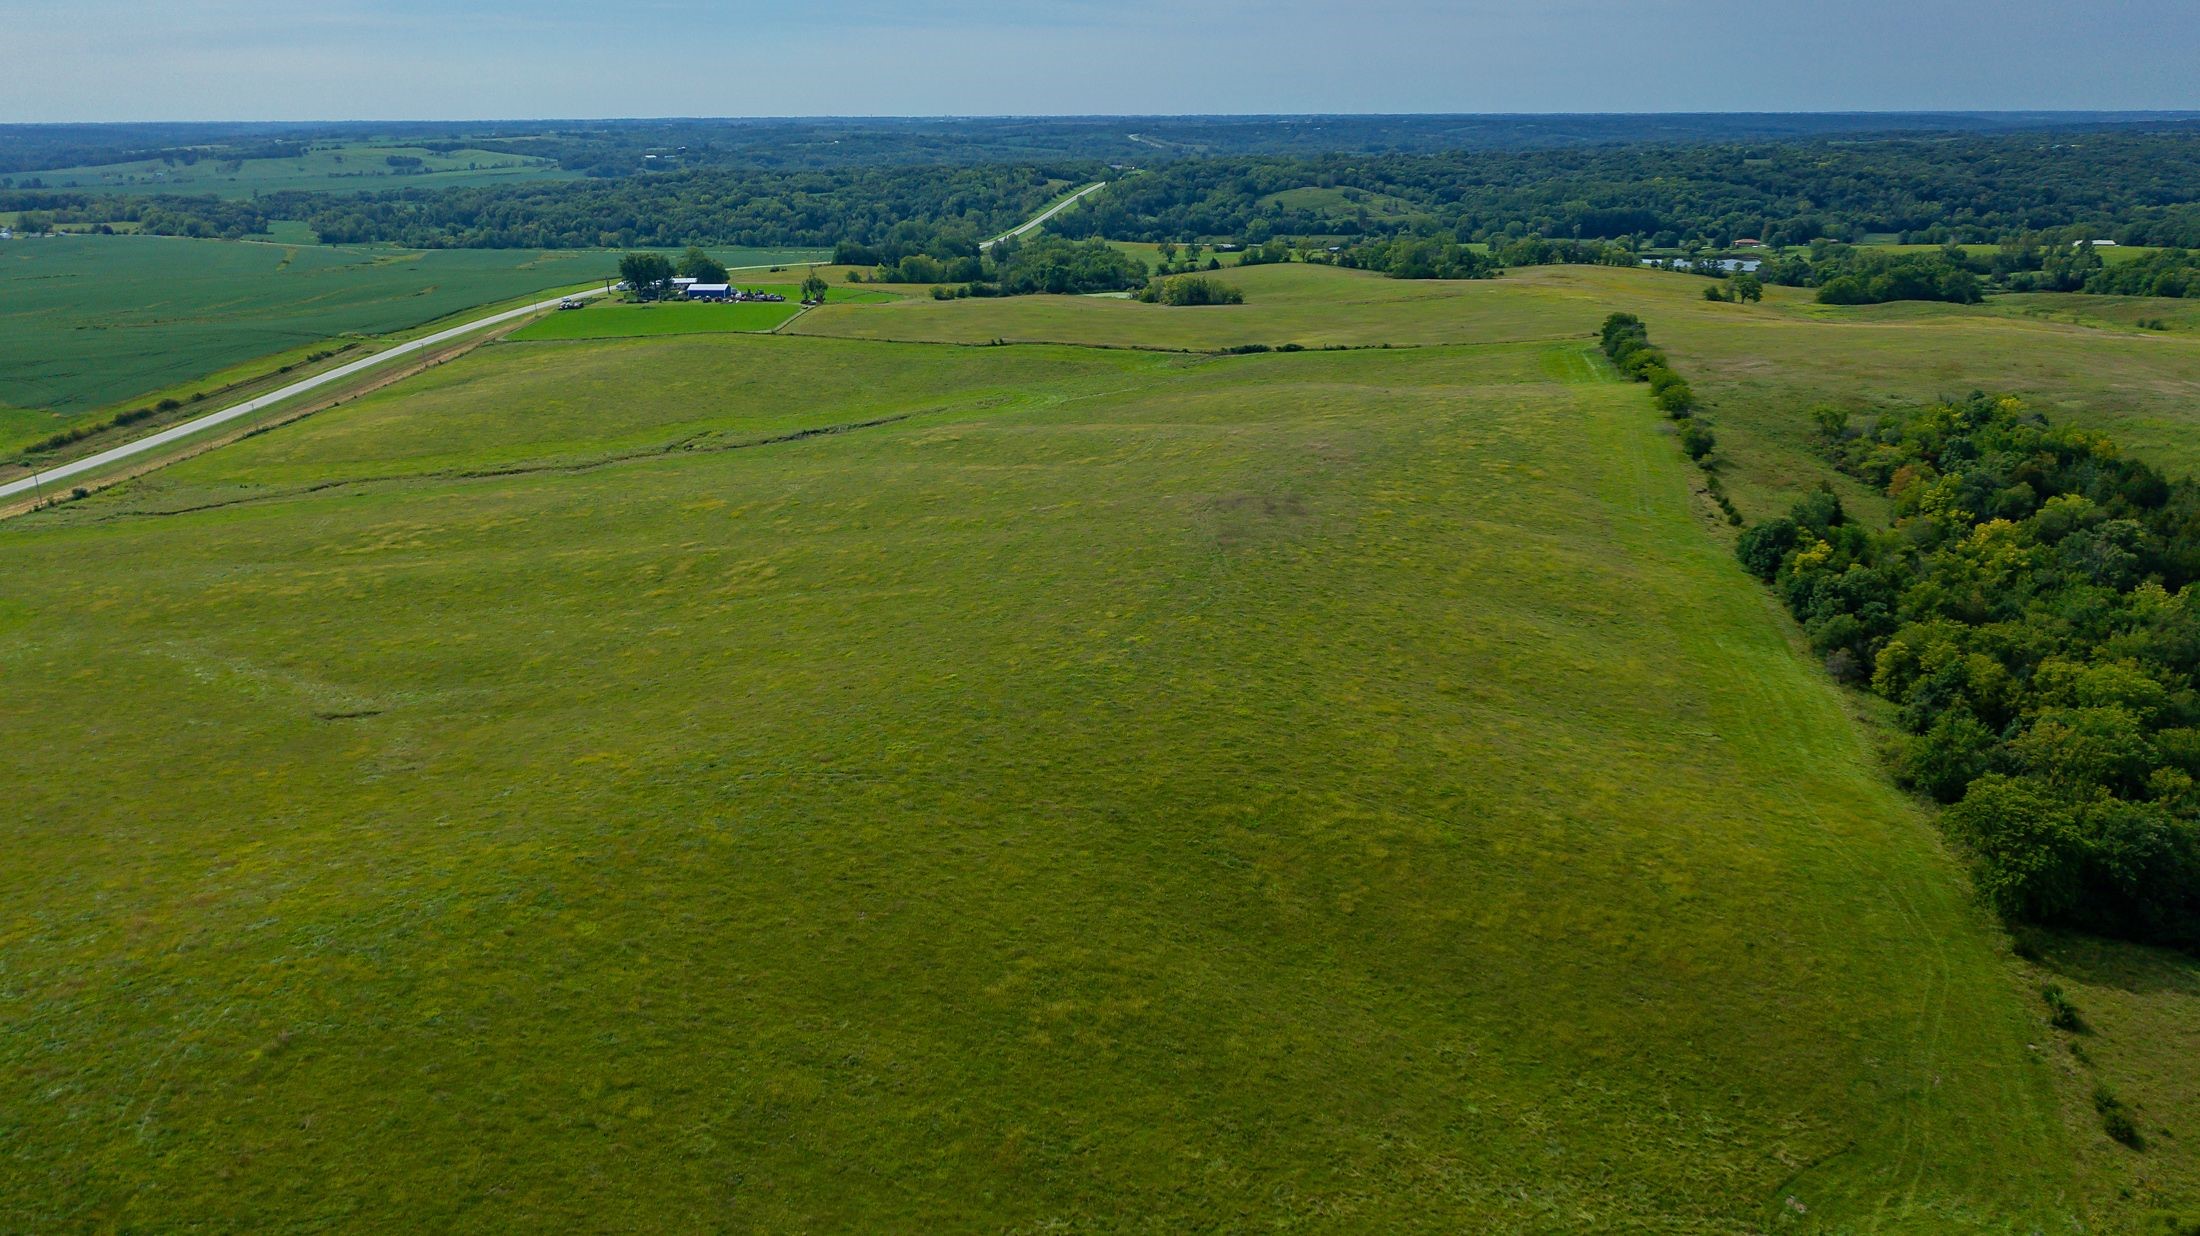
[1641,258,1762,274]
[684,283,733,301]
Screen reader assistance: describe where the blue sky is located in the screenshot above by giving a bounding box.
[3,0,2197,121]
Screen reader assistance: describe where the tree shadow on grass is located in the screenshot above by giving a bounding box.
[2018,926,2200,999]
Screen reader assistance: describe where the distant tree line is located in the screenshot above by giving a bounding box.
[11,114,2144,181]
[0,163,1101,250]
[1340,236,1499,280]
[1737,393,2200,951]
[1048,130,2200,252]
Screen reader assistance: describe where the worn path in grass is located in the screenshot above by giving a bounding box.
[0,326,2095,1230]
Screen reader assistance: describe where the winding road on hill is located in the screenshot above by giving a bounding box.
[981,182,1106,249]
[0,286,611,504]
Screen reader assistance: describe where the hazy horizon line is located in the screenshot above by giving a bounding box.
[9,109,2200,129]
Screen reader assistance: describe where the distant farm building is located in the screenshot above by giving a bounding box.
[1642,258,1762,274]
[680,285,788,303]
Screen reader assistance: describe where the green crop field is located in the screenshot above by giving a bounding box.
[4,262,2199,1230]
[0,235,829,437]
[26,142,576,199]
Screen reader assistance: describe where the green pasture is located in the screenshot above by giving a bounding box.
[253,220,321,244]
[25,142,575,199]
[798,261,2200,520]
[1259,183,1426,221]
[509,287,896,342]
[1089,238,1244,273]
[0,234,827,438]
[1531,266,2200,520]
[793,260,1585,350]
[1859,241,2166,266]
[511,298,804,340]
[3,261,2199,1228]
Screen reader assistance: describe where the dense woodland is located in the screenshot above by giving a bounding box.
[1737,394,2200,951]
[0,164,1093,250]
[1051,130,2200,250]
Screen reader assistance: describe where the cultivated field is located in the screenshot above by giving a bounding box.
[0,235,828,436]
[3,263,2199,1230]
[24,142,575,199]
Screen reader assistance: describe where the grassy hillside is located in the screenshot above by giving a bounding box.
[0,235,828,433]
[796,262,2200,521]
[510,297,807,339]
[792,261,1585,350]
[6,306,2140,1231]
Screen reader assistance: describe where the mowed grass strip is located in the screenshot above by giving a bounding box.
[507,284,901,343]
[0,331,2078,1230]
[511,299,806,340]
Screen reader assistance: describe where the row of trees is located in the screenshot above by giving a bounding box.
[1600,314,1715,460]
[1736,393,2200,950]
[2081,248,2200,299]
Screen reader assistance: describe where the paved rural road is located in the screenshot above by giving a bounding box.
[0,286,611,503]
[6,188,1100,506]
[981,182,1105,249]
